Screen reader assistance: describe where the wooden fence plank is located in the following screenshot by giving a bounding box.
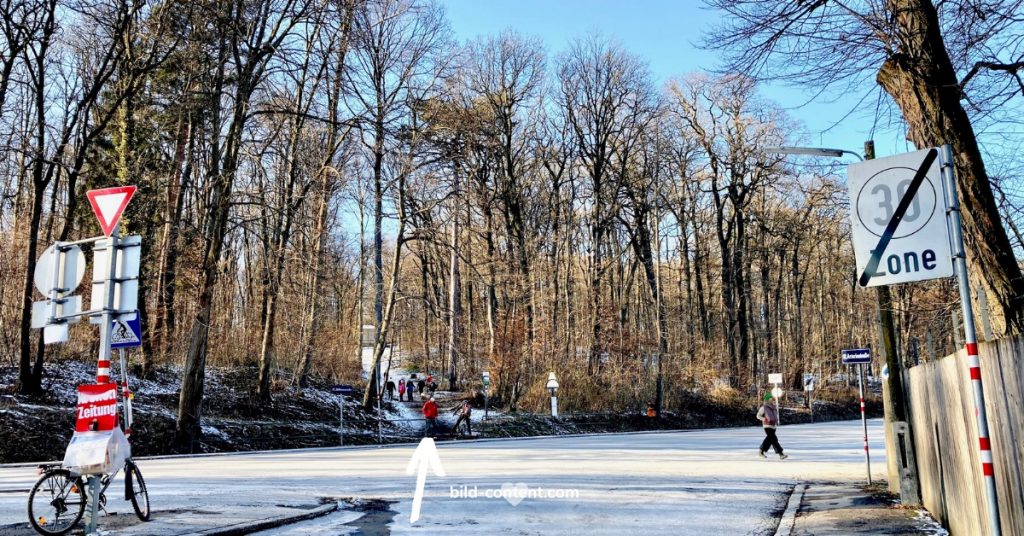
[907,336,1024,535]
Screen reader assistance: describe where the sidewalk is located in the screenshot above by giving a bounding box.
[782,482,948,536]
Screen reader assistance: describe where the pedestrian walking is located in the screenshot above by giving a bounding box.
[417,378,426,397]
[385,378,396,400]
[756,392,787,459]
[398,379,407,401]
[422,396,438,438]
[453,400,472,437]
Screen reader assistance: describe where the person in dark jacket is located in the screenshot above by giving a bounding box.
[756,392,788,459]
[453,400,472,437]
[417,378,427,397]
[385,378,396,400]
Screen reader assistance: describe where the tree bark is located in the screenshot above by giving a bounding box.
[877,0,1024,334]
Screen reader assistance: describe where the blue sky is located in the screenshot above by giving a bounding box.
[440,0,915,160]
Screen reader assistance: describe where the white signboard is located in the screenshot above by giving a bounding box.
[768,373,783,384]
[848,148,954,287]
[90,236,141,321]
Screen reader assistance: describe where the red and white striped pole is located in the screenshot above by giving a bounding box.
[940,144,1001,535]
[97,359,111,383]
[97,224,119,386]
[857,363,871,484]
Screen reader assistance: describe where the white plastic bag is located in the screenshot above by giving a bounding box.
[62,427,131,475]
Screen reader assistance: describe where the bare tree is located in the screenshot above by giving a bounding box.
[704,0,1024,334]
[557,36,657,374]
[347,0,447,408]
[176,0,309,448]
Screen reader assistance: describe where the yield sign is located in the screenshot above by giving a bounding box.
[87,186,136,236]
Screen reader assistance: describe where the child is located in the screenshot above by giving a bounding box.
[756,392,787,459]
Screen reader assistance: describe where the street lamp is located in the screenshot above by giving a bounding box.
[765,146,863,161]
[546,372,559,417]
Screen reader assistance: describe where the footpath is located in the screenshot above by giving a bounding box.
[779,482,948,536]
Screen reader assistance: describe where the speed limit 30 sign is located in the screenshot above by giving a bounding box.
[848,147,954,287]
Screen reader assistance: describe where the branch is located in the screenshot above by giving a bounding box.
[960,60,1024,92]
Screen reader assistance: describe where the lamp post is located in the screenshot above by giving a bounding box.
[768,142,919,504]
[482,371,490,421]
[546,372,559,418]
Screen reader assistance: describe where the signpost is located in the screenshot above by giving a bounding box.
[767,373,783,425]
[848,146,1001,534]
[848,148,953,288]
[843,348,873,484]
[29,185,141,535]
[803,373,815,421]
[331,384,354,446]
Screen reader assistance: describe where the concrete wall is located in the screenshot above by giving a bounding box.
[906,336,1024,535]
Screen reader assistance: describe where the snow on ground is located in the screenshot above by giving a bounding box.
[0,419,887,535]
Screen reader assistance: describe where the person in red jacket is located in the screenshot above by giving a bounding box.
[422,396,438,437]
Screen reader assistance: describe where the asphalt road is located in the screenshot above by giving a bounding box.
[0,419,888,535]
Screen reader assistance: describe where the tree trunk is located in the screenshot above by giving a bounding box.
[877,0,1024,334]
[447,167,462,390]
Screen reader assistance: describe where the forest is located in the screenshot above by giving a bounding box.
[1,0,1022,447]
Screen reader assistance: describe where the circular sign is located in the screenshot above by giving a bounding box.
[771,386,784,399]
[881,364,890,380]
[34,244,86,296]
[856,166,938,239]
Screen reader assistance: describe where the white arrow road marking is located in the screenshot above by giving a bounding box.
[405,437,445,523]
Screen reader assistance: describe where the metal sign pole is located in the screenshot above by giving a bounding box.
[85,225,119,535]
[940,145,1001,535]
[858,363,871,484]
[339,398,344,447]
[118,348,132,432]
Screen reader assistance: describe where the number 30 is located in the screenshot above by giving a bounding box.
[871,180,920,226]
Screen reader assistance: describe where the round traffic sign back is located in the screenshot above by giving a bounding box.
[34,244,86,297]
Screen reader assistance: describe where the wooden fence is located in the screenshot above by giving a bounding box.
[906,335,1024,535]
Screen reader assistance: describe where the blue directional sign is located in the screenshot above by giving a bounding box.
[331,384,356,397]
[841,348,872,364]
[111,315,142,349]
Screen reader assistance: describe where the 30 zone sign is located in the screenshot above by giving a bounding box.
[848,148,954,287]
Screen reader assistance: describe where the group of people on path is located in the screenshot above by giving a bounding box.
[383,374,438,402]
[403,378,785,452]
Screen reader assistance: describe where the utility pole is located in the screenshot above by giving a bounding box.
[865,140,920,504]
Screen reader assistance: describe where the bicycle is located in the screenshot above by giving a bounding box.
[27,457,149,535]
[27,349,149,535]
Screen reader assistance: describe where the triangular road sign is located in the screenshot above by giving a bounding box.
[87,186,136,236]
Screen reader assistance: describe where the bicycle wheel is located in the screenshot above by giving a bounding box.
[126,462,150,521]
[27,470,85,536]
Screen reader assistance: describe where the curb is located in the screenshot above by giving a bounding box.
[773,483,806,536]
[179,501,338,536]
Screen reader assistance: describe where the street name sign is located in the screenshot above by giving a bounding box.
[841,348,872,365]
[848,148,953,287]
